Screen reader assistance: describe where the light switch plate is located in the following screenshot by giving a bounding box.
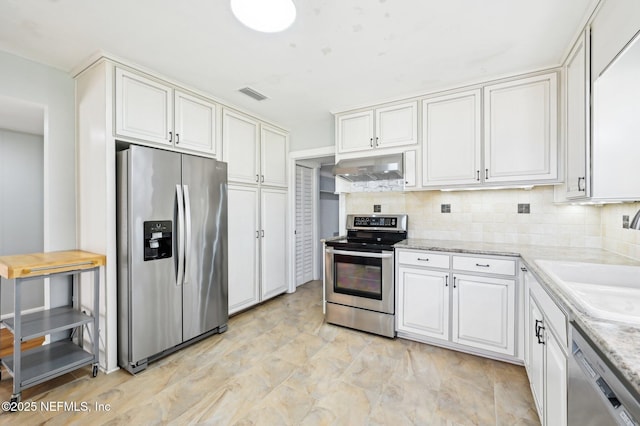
[373,204,381,213]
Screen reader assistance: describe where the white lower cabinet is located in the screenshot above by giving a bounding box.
[524,270,567,426]
[396,266,449,340]
[260,188,288,299]
[228,184,288,314]
[396,249,518,360]
[452,274,515,356]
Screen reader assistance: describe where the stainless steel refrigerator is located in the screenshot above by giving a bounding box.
[117,145,227,374]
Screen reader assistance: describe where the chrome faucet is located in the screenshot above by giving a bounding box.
[630,208,640,230]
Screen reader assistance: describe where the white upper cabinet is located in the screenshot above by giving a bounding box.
[336,101,417,154]
[223,109,260,184]
[484,73,558,183]
[375,102,418,149]
[223,108,288,187]
[422,90,482,187]
[564,30,590,199]
[174,90,216,155]
[337,110,374,153]
[261,124,288,187]
[115,67,217,156]
[115,68,173,146]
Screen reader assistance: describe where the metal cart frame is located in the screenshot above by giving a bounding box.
[0,257,101,404]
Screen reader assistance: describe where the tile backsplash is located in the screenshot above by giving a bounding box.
[601,202,640,261]
[346,187,640,261]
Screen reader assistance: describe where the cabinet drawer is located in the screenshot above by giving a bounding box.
[397,250,449,269]
[452,255,516,276]
[529,274,568,348]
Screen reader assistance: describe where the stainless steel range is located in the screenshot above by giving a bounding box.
[324,214,408,338]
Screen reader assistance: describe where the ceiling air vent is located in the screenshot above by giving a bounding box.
[238,87,268,101]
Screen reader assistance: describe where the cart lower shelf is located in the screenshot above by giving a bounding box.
[1,341,95,389]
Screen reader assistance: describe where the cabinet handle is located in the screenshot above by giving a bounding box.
[256,230,259,239]
[176,133,180,144]
[417,257,429,262]
[261,175,265,183]
[537,326,546,345]
[256,174,259,183]
[453,276,457,288]
[578,177,585,191]
[261,230,265,237]
[485,168,489,180]
[521,266,527,272]
[476,170,480,181]
[375,136,379,147]
[475,263,490,268]
[535,319,543,338]
[169,131,173,143]
[445,276,449,287]
[370,138,373,147]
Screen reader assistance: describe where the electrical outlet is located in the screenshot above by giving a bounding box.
[373,204,381,213]
[441,204,451,213]
[623,215,630,229]
[517,204,530,214]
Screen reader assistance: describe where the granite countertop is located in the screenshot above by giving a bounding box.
[396,238,640,398]
[321,235,347,243]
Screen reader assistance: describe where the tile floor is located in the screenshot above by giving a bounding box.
[0,280,540,425]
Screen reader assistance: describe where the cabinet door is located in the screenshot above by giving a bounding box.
[261,124,288,187]
[452,274,515,355]
[484,73,558,183]
[403,150,417,187]
[337,110,374,153]
[545,331,567,426]
[223,109,259,184]
[174,90,216,156]
[261,188,288,300]
[565,30,590,198]
[528,297,545,418]
[422,90,481,186]
[115,68,172,145]
[375,101,418,149]
[396,267,449,340]
[227,185,260,314]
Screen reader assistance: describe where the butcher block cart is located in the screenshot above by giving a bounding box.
[0,250,104,404]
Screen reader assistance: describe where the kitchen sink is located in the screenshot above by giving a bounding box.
[536,260,640,325]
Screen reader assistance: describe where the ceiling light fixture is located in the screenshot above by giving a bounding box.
[230,0,296,33]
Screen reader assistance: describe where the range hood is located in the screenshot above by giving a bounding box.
[333,153,404,182]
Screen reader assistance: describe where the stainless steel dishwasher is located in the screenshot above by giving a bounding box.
[568,323,640,425]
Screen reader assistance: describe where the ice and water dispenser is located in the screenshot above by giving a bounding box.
[143,221,172,261]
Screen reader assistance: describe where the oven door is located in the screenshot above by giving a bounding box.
[325,247,394,314]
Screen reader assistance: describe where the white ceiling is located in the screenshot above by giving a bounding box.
[0,0,596,148]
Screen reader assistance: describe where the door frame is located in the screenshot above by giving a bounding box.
[287,146,335,293]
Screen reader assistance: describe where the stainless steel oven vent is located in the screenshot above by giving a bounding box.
[332,153,404,182]
[238,87,268,101]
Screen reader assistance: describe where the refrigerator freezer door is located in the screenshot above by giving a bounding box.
[181,155,228,341]
[122,146,183,363]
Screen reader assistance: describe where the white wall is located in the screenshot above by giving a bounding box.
[0,129,45,314]
[289,112,334,152]
[0,51,76,309]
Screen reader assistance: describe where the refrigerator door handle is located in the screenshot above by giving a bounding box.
[176,184,185,286]
[183,184,192,285]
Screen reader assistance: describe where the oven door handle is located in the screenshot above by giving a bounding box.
[330,249,393,259]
